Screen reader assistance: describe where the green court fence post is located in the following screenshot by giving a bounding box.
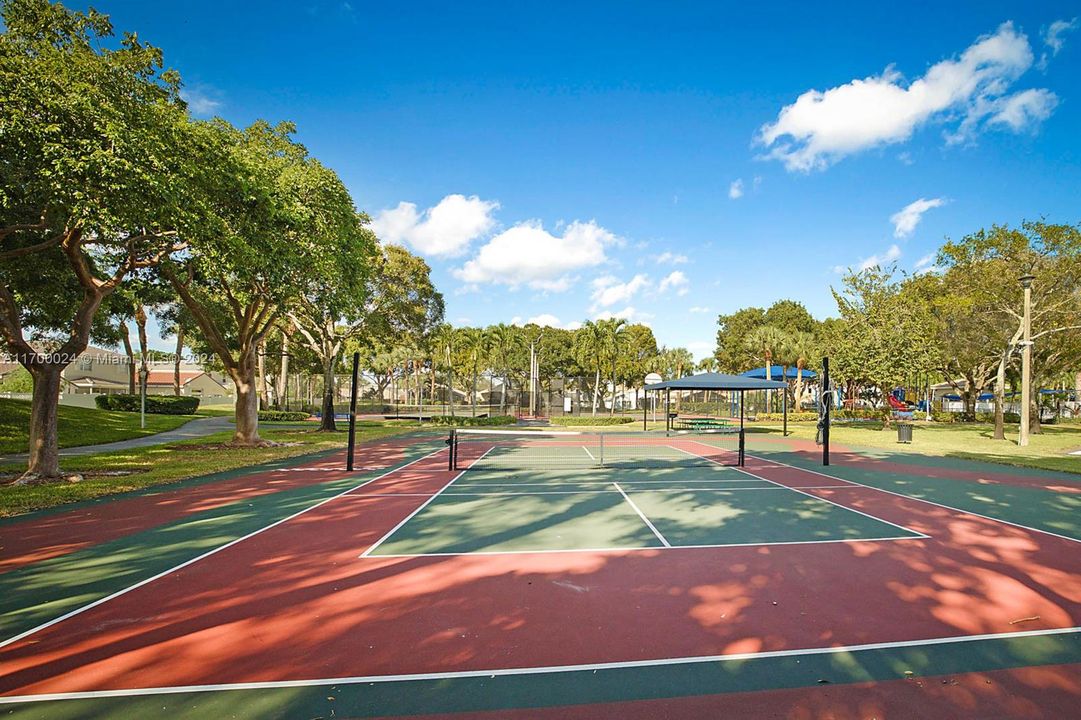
[346,351,360,471]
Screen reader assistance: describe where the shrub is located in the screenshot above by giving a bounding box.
[550,416,635,426]
[258,410,311,422]
[94,394,200,415]
[755,411,818,422]
[427,415,517,426]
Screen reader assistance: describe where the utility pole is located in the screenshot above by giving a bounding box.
[1019,274,1035,447]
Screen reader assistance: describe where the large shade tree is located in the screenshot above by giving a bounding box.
[163,120,363,445]
[0,0,201,481]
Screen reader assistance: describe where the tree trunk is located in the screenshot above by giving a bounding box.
[173,325,185,397]
[472,364,478,417]
[20,364,65,483]
[320,354,336,431]
[231,360,264,445]
[278,333,290,410]
[257,339,269,410]
[992,350,1009,440]
[795,363,804,411]
[610,363,616,417]
[592,368,600,416]
[135,305,149,407]
[119,322,136,395]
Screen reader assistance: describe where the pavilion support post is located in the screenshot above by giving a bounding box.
[666,388,671,434]
[783,390,788,437]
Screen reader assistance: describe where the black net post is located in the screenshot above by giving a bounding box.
[346,351,360,471]
[783,388,788,437]
[738,427,746,466]
[447,428,456,471]
[822,357,831,466]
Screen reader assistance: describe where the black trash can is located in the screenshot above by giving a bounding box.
[897,423,913,444]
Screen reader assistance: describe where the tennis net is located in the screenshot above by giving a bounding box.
[450,428,744,471]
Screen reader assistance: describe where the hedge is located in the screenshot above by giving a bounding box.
[427,415,517,426]
[550,416,635,426]
[258,410,311,422]
[94,394,200,415]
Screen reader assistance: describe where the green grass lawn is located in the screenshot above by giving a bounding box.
[759,420,1081,474]
[0,422,417,517]
[0,398,197,455]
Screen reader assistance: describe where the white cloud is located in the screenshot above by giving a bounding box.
[686,341,715,361]
[372,194,499,257]
[180,86,222,117]
[511,314,582,330]
[689,306,711,314]
[914,253,936,269]
[455,219,619,291]
[658,270,689,296]
[860,244,902,270]
[653,251,688,265]
[728,179,744,199]
[833,244,902,274]
[890,197,946,238]
[590,274,650,309]
[757,23,1056,171]
[986,88,1058,131]
[593,306,653,325]
[1044,18,1078,57]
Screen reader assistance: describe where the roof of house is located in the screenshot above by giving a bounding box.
[645,372,788,391]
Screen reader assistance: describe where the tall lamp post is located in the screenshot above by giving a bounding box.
[1018,274,1036,447]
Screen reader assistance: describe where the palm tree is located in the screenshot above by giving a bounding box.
[788,330,817,411]
[573,321,607,416]
[432,323,457,417]
[458,327,486,417]
[745,326,787,412]
[599,318,628,416]
[697,357,718,373]
[488,323,523,414]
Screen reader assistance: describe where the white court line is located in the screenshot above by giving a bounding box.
[4,624,1077,704]
[359,447,494,558]
[583,446,596,461]
[433,486,855,497]
[0,445,449,651]
[612,482,671,547]
[743,451,1081,546]
[366,533,920,559]
[675,443,929,540]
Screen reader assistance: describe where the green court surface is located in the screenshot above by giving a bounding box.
[366,465,924,556]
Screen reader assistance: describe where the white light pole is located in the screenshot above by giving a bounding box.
[1018,274,1035,447]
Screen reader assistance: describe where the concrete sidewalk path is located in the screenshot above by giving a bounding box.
[0,416,234,465]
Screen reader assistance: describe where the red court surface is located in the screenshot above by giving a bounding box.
[2,432,1080,718]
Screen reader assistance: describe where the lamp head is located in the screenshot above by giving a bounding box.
[1018,274,1036,289]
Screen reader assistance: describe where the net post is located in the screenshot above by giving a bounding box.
[822,357,831,466]
[447,428,456,471]
[346,351,360,471]
[738,427,745,466]
[599,433,605,467]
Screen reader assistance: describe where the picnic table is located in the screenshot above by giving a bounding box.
[674,416,734,432]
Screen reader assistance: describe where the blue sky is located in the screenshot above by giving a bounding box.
[92,1,1081,359]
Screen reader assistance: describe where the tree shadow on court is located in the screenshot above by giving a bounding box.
[5,435,1081,718]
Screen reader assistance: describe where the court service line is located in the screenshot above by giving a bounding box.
[0,444,449,651]
[676,443,930,540]
[5,624,1078,705]
[612,482,671,547]
[743,451,1081,546]
[359,447,495,558]
[367,533,922,559]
